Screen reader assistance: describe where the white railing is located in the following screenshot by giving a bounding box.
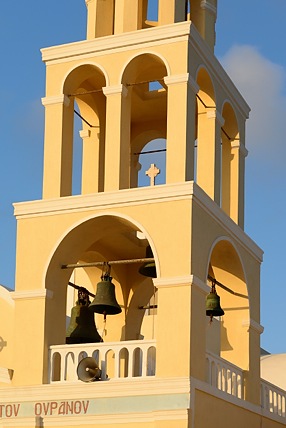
[206,352,244,399]
[48,340,156,383]
[261,379,286,417]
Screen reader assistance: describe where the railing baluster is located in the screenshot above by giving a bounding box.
[48,340,156,384]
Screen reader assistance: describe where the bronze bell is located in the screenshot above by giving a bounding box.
[89,274,122,316]
[66,287,102,344]
[206,284,224,320]
[139,245,157,278]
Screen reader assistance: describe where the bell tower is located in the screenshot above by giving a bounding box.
[10,0,265,426]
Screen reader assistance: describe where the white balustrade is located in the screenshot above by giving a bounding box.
[206,352,244,399]
[261,379,286,417]
[48,340,156,383]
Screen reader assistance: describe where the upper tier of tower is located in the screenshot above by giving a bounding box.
[85,0,217,51]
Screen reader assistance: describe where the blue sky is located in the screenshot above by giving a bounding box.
[0,1,285,354]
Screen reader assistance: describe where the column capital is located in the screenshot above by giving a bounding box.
[79,129,91,139]
[153,275,209,294]
[231,140,248,158]
[242,319,264,335]
[103,84,128,97]
[164,74,199,94]
[207,109,225,127]
[41,94,70,107]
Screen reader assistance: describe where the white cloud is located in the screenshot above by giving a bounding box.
[220,45,286,167]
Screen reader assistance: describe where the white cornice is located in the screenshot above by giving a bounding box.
[41,21,192,64]
[13,182,263,262]
[0,376,191,401]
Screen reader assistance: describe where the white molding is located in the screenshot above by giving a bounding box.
[0,376,191,401]
[191,275,210,294]
[13,182,263,262]
[41,94,70,107]
[154,275,193,288]
[12,289,53,301]
[242,319,264,335]
[0,368,11,384]
[231,141,249,158]
[154,275,209,295]
[200,0,217,17]
[206,109,225,127]
[79,129,91,139]
[164,73,199,94]
[103,84,128,97]
[41,22,192,64]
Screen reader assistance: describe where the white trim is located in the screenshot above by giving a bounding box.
[41,22,192,64]
[103,84,128,97]
[231,141,249,158]
[154,275,209,294]
[154,275,192,288]
[207,109,225,127]
[200,0,217,17]
[191,275,210,294]
[164,73,199,94]
[12,289,53,301]
[13,182,263,262]
[41,95,70,107]
[0,367,11,384]
[242,319,264,335]
[79,129,91,139]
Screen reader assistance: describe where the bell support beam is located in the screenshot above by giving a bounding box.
[62,257,155,270]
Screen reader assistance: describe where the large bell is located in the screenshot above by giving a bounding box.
[206,285,224,319]
[66,288,102,344]
[139,245,157,278]
[89,274,122,316]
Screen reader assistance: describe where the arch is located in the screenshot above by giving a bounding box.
[206,237,250,370]
[221,100,243,222]
[195,65,218,202]
[63,63,109,94]
[44,213,160,349]
[120,51,171,83]
[59,64,108,195]
[120,53,169,189]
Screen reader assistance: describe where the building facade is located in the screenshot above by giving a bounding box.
[0,0,285,427]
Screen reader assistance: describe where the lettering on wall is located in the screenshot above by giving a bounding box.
[0,400,90,418]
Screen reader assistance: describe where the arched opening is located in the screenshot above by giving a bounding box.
[195,67,218,201]
[221,102,241,223]
[121,53,168,189]
[63,64,107,195]
[207,239,249,370]
[45,215,159,350]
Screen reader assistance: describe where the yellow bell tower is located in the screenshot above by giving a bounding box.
[2,1,284,427]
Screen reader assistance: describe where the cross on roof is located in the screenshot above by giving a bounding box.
[145,163,160,186]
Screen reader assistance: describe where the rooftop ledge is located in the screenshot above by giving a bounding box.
[13,181,263,262]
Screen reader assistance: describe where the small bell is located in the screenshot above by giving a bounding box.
[89,273,122,317]
[66,287,103,344]
[139,245,157,278]
[206,283,224,321]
